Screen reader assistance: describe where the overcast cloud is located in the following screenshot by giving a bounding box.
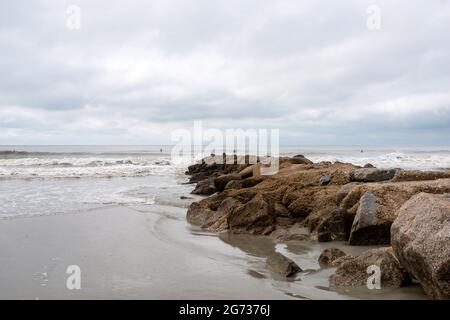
[0,0,449,145]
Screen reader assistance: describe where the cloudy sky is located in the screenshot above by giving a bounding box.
[1,0,449,145]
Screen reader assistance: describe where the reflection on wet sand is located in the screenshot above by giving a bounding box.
[216,231,428,300]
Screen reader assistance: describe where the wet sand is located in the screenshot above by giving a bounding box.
[0,204,427,299]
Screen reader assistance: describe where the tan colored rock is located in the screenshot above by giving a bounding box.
[266,252,302,277]
[392,170,450,182]
[318,248,347,266]
[329,247,410,288]
[186,202,214,226]
[336,182,360,205]
[228,194,275,235]
[342,179,450,245]
[330,255,355,267]
[186,155,450,250]
[238,165,255,179]
[391,193,450,299]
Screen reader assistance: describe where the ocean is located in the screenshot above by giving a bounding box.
[0,145,449,219]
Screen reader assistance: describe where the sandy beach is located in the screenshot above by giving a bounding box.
[0,205,283,299]
[0,203,427,300]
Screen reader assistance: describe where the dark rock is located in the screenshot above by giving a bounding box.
[224,177,263,190]
[317,208,351,242]
[329,247,411,288]
[319,173,332,186]
[318,248,347,266]
[273,202,290,217]
[188,171,211,184]
[191,179,216,195]
[180,196,193,200]
[350,168,397,182]
[288,156,313,165]
[214,173,242,192]
[266,252,302,277]
[391,193,450,299]
[349,192,391,245]
[317,231,333,242]
[364,163,375,168]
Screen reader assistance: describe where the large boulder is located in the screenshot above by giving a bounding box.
[349,192,391,245]
[266,252,302,277]
[214,173,242,192]
[350,168,396,182]
[329,247,410,288]
[228,194,275,235]
[391,193,450,299]
[318,248,347,266]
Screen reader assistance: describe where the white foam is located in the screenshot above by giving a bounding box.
[0,156,186,179]
[307,151,450,170]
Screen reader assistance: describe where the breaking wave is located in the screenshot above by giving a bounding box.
[307,151,450,171]
[0,154,180,179]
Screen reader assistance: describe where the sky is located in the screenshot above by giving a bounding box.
[0,0,449,145]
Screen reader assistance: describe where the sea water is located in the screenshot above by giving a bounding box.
[0,145,449,219]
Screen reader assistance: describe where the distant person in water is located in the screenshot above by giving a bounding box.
[160,148,163,153]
